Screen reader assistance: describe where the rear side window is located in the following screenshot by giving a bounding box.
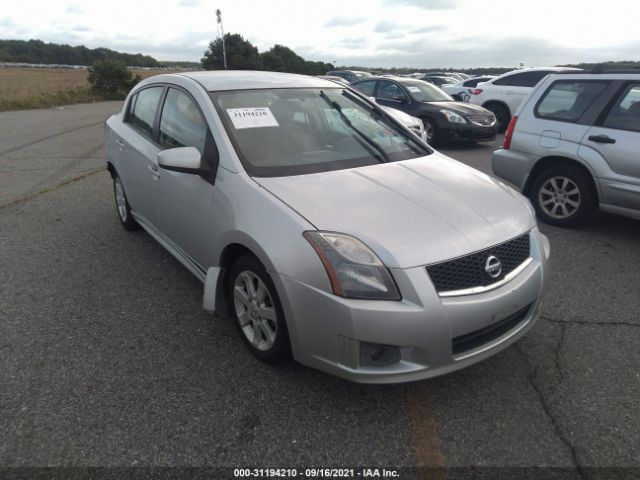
[494,71,553,87]
[159,88,208,154]
[602,83,640,133]
[129,87,163,137]
[535,81,608,122]
[354,80,377,96]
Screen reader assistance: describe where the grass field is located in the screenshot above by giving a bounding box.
[0,67,179,111]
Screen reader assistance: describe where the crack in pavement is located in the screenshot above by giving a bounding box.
[0,167,105,210]
[515,344,587,480]
[0,121,104,157]
[542,316,640,328]
[22,143,104,196]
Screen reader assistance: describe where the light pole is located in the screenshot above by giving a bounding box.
[216,8,227,69]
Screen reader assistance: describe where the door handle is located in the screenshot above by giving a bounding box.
[588,134,616,144]
[115,138,126,148]
[148,163,159,173]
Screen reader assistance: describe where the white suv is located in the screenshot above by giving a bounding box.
[493,70,640,226]
[470,67,580,131]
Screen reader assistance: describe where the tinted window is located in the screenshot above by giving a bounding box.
[463,77,490,87]
[399,81,452,102]
[535,81,608,122]
[494,71,553,87]
[602,83,640,133]
[159,88,207,154]
[129,87,163,137]
[354,80,377,96]
[378,81,408,101]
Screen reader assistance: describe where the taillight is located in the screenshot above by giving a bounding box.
[471,88,483,95]
[503,116,518,150]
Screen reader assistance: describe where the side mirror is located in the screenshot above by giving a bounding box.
[393,96,408,104]
[157,146,202,174]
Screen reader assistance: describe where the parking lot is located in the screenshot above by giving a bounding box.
[1,102,639,478]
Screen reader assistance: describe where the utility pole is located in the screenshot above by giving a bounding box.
[216,8,227,69]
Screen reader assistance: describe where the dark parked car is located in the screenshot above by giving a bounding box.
[326,70,374,83]
[352,77,497,145]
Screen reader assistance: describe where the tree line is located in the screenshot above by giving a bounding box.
[0,39,158,67]
[201,34,334,75]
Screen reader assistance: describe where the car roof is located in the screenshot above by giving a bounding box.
[174,70,340,91]
[498,66,581,77]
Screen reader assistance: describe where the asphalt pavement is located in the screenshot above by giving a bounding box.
[1,103,638,479]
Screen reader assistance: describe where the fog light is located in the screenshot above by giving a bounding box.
[360,342,401,367]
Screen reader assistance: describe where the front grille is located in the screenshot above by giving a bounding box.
[452,303,532,356]
[468,114,496,126]
[426,233,530,294]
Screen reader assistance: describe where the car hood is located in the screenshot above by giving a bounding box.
[255,153,535,268]
[424,101,492,116]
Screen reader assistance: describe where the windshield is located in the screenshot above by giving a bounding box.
[211,88,431,177]
[401,81,453,102]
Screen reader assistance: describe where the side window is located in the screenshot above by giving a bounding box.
[535,81,608,122]
[494,71,552,87]
[378,82,408,101]
[129,87,163,137]
[158,88,208,154]
[354,80,377,97]
[602,83,640,133]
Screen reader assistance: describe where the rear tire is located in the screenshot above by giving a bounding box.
[227,255,292,364]
[529,165,596,227]
[485,103,510,133]
[113,175,139,231]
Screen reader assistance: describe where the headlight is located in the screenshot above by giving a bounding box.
[440,109,467,124]
[303,231,401,300]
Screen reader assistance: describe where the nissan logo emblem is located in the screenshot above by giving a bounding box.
[485,255,502,279]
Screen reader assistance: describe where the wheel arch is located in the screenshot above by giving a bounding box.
[523,155,600,203]
[482,99,511,114]
[106,161,117,179]
[214,238,279,318]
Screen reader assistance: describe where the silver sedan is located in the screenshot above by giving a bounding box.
[105,71,550,383]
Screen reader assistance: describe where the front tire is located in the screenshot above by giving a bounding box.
[113,175,139,231]
[529,165,596,227]
[422,117,437,145]
[485,103,510,133]
[227,255,292,364]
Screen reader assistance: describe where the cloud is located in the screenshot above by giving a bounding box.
[383,0,458,10]
[72,25,92,32]
[332,37,368,50]
[0,16,16,27]
[374,21,402,33]
[179,0,203,6]
[324,16,366,28]
[410,25,446,34]
[66,5,83,14]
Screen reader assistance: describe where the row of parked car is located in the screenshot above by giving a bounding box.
[323,67,640,227]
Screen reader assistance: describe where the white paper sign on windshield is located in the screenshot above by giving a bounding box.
[407,86,421,93]
[226,107,280,129]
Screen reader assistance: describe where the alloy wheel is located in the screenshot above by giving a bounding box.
[538,176,581,219]
[114,177,128,222]
[233,271,278,351]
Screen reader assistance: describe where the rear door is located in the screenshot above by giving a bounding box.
[580,82,640,210]
[116,85,165,226]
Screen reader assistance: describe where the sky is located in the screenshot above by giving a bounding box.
[0,0,638,68]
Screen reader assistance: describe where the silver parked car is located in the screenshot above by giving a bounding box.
[106,71,550,383]
[493,70,640,226]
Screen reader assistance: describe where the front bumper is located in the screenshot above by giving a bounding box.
[441,122,497,143]
[272,228,550,384]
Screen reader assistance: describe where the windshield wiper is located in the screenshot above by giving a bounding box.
[319,90,390,163]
